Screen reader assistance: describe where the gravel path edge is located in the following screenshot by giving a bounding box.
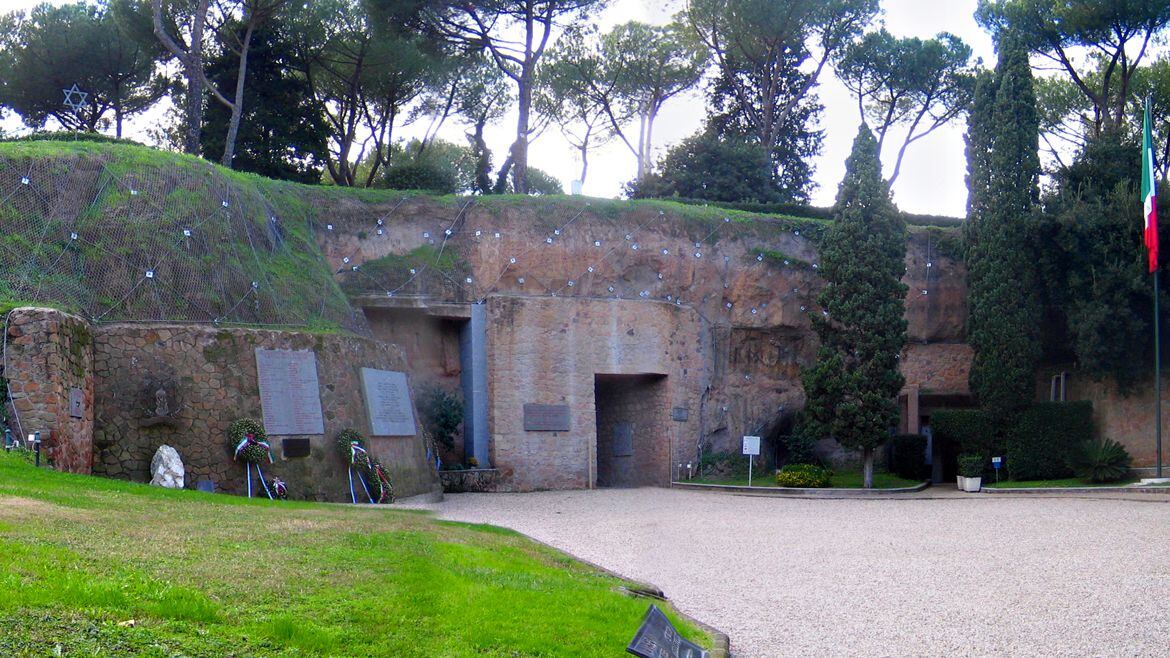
[520,532,732,658]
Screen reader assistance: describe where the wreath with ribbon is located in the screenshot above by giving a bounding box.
[270,477,288,500]
[334,428,394,504]
[365,459,394,504]
[335,428,370,467]
[227,418,272,465]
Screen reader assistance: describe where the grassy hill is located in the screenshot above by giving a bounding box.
[0,453,707,656]
[0,138,961,331]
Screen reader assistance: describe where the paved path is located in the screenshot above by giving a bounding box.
[410,487,1170,657]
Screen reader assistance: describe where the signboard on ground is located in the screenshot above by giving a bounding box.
[255,348,324,435]
[626,604,708,658]
[742,435,760,456]
[360,368,417,436]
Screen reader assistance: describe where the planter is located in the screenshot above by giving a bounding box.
[956,475,982,492]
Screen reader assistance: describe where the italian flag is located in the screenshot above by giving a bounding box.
[1143,99,1159,273]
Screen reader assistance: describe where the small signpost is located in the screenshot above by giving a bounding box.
[992,456,1003,483]
[626,604,708,658]
[742,435,760,487]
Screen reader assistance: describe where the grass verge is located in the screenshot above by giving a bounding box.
[689,470,921,489]
[0,453,707,656]
[983,477,1139,489]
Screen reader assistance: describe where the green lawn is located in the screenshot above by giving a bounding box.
[0,453,706,656]
[984,476,1139,489]
[690,470,921,489]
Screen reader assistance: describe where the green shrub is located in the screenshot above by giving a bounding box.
[1067,438,1132,483]
[931,409,998,457]
[383,162,459,194]
[775,463,832,488]
[784,422,820,466]
[1006,401,1093,480]
[890,434,928,480]
[957,453,985,477]
[419,387,463,453]
[698,450,749,478]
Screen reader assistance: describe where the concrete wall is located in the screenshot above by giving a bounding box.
[2,308,93,473]
[91,324,440,500]
[484,295,701,491]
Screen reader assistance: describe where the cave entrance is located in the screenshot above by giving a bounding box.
[594,373,669,488]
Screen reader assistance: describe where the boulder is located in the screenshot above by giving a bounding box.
[150,444,184,489]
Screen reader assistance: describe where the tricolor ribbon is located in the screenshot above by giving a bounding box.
[348,440,368,466]
[233,432,273,463]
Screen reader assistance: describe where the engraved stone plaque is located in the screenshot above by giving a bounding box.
[613,423,634,457]
[360,368,417,436]
[523,403,571,431]
[255,348,324,435]
[671,407,689,422]
[69,388,84,419]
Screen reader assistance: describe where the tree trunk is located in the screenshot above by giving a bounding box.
[513,71,532,193]
[221,21,256,168]
[152,0,209,156]
[578,143,588,186]
[863,447,874,489]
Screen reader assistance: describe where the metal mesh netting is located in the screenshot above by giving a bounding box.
[0,148,364,332]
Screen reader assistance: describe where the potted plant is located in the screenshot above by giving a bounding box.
[956,453,984,492]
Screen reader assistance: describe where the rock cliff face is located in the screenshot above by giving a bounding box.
[309,194,969,461]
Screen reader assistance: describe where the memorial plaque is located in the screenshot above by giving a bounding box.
[627,605,708,658]
[360,368,417,436]
[613,423,634,457]
[671,407,689,422]
[282,438,312,459]
[523,403,571,431]
[68,388,84,419]
[255,348,324,435]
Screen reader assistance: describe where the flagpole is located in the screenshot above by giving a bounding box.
[1157,267,1163,478]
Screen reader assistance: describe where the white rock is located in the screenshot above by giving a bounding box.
[150,444,184,489]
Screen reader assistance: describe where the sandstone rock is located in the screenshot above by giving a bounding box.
[150,444,184,489]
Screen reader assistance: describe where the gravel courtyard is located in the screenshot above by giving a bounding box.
[415,488,1170,657]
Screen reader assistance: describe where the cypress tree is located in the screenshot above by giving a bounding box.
[964,35,1043,420]
[801,125,908,488]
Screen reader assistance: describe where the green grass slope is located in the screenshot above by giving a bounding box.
[0,453,707,656]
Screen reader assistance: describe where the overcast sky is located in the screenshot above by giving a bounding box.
[0,0,996,216]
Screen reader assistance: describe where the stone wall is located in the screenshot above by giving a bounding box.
[1040,368,1169,469]
[320,196,970,471]
[2,308,94,473]
[485,295,701,491]
[89,324,440,501]
[595,374,671,487]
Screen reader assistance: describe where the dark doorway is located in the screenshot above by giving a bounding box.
[594,374,669,487]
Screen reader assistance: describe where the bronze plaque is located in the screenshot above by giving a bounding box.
[523,404,571,431]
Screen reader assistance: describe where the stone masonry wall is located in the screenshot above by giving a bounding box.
[2,308,94,473]
[485,295,701,491]
[92,324,440,501]
[1040,367,1170,469]
[595,374,671,487]
[316,196,970,465]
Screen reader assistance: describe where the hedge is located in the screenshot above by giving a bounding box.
[890,434,928,480]
[1006,401,1094,481]
[930,409,999,457]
